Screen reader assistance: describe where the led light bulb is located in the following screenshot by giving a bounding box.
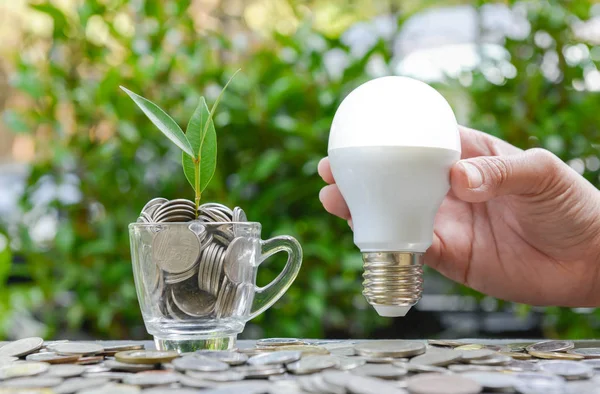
[328,76,461,317]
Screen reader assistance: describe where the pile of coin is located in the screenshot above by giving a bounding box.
[136,199,254,321]
[0,337,599,393]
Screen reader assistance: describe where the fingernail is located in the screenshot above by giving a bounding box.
[348,219,354,230]
[319,187,326,203]
[460,161,483,189]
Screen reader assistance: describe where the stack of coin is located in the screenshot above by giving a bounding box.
[0,338,599,392]
[136,199,254,321]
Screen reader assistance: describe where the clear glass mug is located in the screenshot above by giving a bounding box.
[129,222,302,352]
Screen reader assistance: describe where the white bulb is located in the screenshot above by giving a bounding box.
[328,76,461,317]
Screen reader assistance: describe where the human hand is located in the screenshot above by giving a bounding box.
[318,126,600,307]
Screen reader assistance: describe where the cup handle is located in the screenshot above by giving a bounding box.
[248,235,302,320]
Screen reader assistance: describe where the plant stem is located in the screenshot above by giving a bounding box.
[194,159,201,217]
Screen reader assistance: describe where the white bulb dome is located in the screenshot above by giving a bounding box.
[328,76,461,152]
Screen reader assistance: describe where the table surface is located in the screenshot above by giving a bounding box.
[2,338,599,393]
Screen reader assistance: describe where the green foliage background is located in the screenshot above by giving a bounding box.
[1,0,599,339]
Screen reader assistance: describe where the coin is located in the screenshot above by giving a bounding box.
[0,362,50,379]
[26,352,80,364]
[186,370,246,382]
[396,362,449,374]
[406,373,482,394]
[0,337,44,357]
[460,349,496,361]
[333,356,366,370]
[454,344,484,351]
[104,360,156,372]
[287,355,339,375]
[53,342,104,356]
[538,360,594,380]
[459,371,518,390]
[526,340,575,353]
[566,347,600,359]
[235,364,286,378]
[248,351,302,366]
[528,350,584,360]
[499,351,532,360]
[152,226,200,274]
[193,351,248,366]
[171,279,215,317]
[1,376,63,388]
[258,345,330,356]
[77,383,142,394]
[223,237,253,284]
[354,341,425,358]
[428,340,466,348]
[0,356,18,366]
[513,372,567,393]
[76,356,104,365]
[351,363,407,379]
[122,371,180,386]
[100,344,144,356]
[256,338,305,348]
[178,374,215,388]
[409,349,462,366]
[346,375,409,394]
[582,359,600,369]
[114,350,179,364]
[469,354,512,366]
[172,355,229,372]
[45,364,87,378]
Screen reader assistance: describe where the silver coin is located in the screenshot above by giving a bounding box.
[328,347,355,357]
[409,349,462,366]
[223,237,253,284]
[287,355,339,375]
[152,226,200,274]
[566,347,600,359]
[193,351,248,366]
[0,361,50,379]
[178,374,215,388]
[248,351,302,366]
[459,349,497,361]
[346,375,408,394]
[186,369,246,382]
[172,355,229,372]
[53,377,111,394]
[141,198,167,215]
[351,363,407,379]
[171,278,216,317]
[122,371,180,386]
[332,356,366,370]
[257,338,305,348]
[395,362,449,374]
[1,376,63,388]
[104,359,156,372]
[53,342,104,356]
[234,364,286,378]
[513,372,567,393]
[359,355,400,363]
[82,371,132,380]
[526,340,574,353]
[0,356,18,366]
[448,364,505,373]
[77,383,142,394]
[26,352,79,364]
[143,388,201,394]
[582,359,600,369]
[469,354,512,366]
[46,364,87,377]
[537,360,594,380]
[506,360,540,372]
[459,371,518,390]
[406,373,482,394]
[354,340,425,358]
[211,245,226,295]
[0,337,44,357]
[165,294,191,321]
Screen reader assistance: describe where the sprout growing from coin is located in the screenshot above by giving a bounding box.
[120,70,240,212]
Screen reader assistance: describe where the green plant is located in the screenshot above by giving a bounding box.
[121,70,238,210]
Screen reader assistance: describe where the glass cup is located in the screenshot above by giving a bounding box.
[129,221,302,352]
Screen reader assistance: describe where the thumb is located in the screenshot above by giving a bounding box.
[451,148,564,203]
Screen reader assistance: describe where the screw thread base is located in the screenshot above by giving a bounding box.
[362,252,424,317]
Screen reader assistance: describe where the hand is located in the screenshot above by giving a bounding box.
[318,126,600,307]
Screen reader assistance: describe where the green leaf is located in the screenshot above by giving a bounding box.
[119,86,194,157]
[182,97,216,192]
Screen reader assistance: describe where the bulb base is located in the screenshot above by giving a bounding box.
[362,252,424,317]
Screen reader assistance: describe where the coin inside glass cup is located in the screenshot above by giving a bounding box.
[171,277,216,317]
[224,237,253,284]
[152,226,200,274]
